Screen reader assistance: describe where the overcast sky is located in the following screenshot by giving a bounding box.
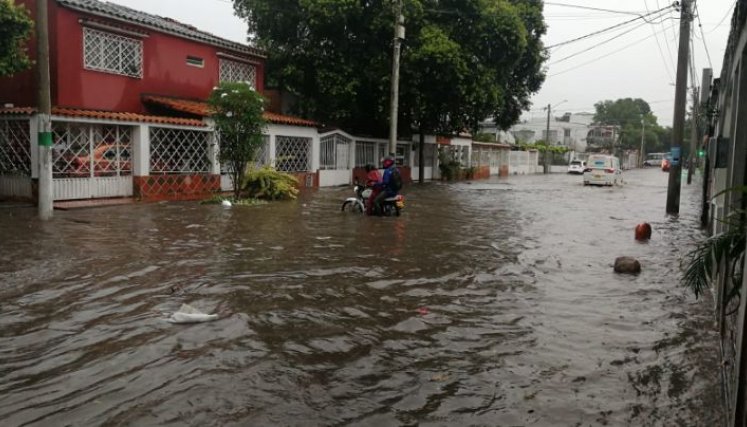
[107,0,733,127]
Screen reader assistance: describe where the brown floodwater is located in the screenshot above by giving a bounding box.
[0,169,723,426]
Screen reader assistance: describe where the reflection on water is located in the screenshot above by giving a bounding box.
[0,170,722,426]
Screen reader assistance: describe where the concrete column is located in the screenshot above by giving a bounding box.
[133,124,150,176]
[268,134,277,168]
[207,130,220,175]
[310,132,320,172]
[29,116,39,179]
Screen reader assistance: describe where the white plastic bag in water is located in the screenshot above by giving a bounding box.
[168,303,219,324]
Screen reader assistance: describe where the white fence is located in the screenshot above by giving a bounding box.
[0,118,32,199]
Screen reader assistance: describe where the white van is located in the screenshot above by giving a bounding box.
[583,154,623,186]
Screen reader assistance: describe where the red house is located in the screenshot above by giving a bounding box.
[0,0,320,202]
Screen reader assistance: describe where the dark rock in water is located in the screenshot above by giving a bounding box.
[614,257,641,274]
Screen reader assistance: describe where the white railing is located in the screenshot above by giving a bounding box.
[320,133,351,170]
[275,135,312,172]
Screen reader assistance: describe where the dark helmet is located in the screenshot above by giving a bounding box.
[382,157,394,168]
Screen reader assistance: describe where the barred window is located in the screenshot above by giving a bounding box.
[320,133,351,170]
[355,141,376,167]
[83,27,143,78]
[219,59,257,86]
[150,127,211,174]
[0,120,31,176]
[276,136,311,172]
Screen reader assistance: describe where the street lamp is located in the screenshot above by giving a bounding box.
[544,99,567,173]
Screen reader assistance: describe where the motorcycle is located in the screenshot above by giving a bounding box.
[341,185,405,216]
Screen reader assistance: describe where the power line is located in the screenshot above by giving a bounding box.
[654,0,679,77]
[644,0,676,83]
[708,0,737,33]
[693,1,713,68]
[544,2,648,17]
[547,23,671,78]
[549,9,673,66]
[546,4,675,50]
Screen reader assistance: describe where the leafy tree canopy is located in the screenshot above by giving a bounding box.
[0,0,33,77]
[208,82,267,200]
[592,98,670,152]
[233,0,547,136]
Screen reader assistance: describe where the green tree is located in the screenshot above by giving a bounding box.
[0,0,33,77]
[592,98,667,152]
[233,0,546,138]
[208,82,267,200]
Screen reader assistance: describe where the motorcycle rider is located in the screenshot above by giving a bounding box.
[373,156,401,216]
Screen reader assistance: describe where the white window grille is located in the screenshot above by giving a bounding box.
[150,127,211,174]
[219,59,257,87]
[320,133,351,170]
[83,27,143,78]
[395,143,408,166]
[275,136,311,172]
[52,123,132,178]
[413,143,435,167]
[355,141,376,167]
[0,119,31,176]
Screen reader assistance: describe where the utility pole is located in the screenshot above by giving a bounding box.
[36,0,53,220]
[544,103,551,174]
[687,86,699,185]
[388,0,404,157]
[640,118,646,167]
[666,0,691,214]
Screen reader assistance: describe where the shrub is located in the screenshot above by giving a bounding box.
[244,166,299,200]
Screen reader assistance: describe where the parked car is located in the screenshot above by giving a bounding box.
[66,144,131,177]
[583,154,623,186]
[567,159,586,174]
[643,152,667,167]
[661,154,672,172]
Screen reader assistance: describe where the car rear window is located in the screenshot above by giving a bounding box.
[570,161,581,165]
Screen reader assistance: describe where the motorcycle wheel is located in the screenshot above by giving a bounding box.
[341,200,364,213]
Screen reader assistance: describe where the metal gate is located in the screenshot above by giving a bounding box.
[52,122,133,200]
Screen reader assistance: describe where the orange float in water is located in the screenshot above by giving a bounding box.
[635,223,652,241]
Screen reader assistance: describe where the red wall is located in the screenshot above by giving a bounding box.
[0,0,265,112]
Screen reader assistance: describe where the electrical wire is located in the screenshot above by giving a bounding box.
[546,4,675,50]
[654,0,679,76]
[549,9,674,66]
[644,0,676,83]
[547,24,671,78]
[693,1,713,69]
[544,2,648,17]
[708,0,738,34]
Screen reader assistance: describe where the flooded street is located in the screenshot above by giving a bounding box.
[0,169,723,426]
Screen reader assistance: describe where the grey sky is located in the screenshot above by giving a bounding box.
[107,0,732,127]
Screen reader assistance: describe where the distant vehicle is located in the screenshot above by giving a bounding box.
[583,154,623,186]
[643,152,667,167]
[62,143,131,177]
[567,159,586,174]
[661,153,672,172]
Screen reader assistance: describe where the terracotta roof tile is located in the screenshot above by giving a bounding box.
[0,106,207,127]
[57,0,265,58]
[0,107,35,116]
[142,95,318,128]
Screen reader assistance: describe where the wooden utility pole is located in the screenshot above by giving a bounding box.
[666,0,691,214]
[36,0,53,220]
[388,0,404,157]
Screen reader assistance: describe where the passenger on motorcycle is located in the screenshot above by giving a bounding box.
[373,157,401,216]
[365,164,381,215]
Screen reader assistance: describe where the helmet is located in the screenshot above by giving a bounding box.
[382,157,394,168]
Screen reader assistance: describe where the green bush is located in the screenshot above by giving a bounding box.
[244,166,300,200]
